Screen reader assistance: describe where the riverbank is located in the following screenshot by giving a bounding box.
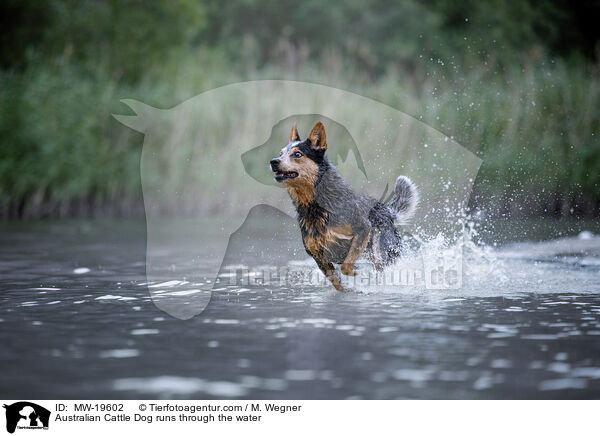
[1,55,599,220]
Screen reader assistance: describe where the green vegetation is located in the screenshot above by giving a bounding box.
[1,0,598,218]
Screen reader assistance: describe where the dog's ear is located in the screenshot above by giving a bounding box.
[308,122,327,151]
[290,123,300,142]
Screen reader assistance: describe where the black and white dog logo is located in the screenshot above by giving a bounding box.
[3,402,50,434]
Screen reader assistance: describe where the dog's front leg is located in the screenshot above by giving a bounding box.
[314,257,345,292]
[341,225,371,276]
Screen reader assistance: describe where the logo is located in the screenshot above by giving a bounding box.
[3,402,50,434]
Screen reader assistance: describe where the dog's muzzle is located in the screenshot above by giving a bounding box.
[270,158,298,182]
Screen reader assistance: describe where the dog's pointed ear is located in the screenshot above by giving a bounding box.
[290,123,300,142]
[308,122,327,151]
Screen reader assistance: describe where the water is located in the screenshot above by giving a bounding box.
[1,219,599,399]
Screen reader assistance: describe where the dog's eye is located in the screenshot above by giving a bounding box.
[292,151,303,158]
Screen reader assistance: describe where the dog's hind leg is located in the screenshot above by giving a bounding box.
[369,229,384,272]
[341,227,371,276]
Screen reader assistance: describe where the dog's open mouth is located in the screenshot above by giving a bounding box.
[274,171,299,182]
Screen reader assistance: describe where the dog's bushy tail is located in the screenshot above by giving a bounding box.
[387,176,419,225]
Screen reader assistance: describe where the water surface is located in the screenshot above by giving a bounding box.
[1,219,599,399]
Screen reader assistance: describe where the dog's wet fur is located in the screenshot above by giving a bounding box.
[270,122,418,292]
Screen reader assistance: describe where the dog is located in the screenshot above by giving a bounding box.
[270,122,418,292]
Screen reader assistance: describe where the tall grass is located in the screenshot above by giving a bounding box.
[1,51,598,219]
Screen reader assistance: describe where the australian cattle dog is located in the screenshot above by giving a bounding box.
[270,122,418,291]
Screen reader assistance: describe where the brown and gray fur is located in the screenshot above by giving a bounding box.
[270,122,418,292]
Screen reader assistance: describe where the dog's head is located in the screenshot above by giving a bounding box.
[269,122,327,185]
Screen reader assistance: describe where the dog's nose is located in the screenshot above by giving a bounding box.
[270,159,280,170]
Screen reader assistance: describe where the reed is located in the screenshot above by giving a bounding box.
[1,51,598,219]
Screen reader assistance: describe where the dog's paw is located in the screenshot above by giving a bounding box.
[341,263,358,276]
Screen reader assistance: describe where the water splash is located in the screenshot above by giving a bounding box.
[307,212,599,297]
[345,212,508,295]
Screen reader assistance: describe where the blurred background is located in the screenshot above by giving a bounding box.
[1,0,599,220]
[2,1,600,401]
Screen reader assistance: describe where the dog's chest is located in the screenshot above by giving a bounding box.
[297,203,327,236]
[298,207,354,260]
